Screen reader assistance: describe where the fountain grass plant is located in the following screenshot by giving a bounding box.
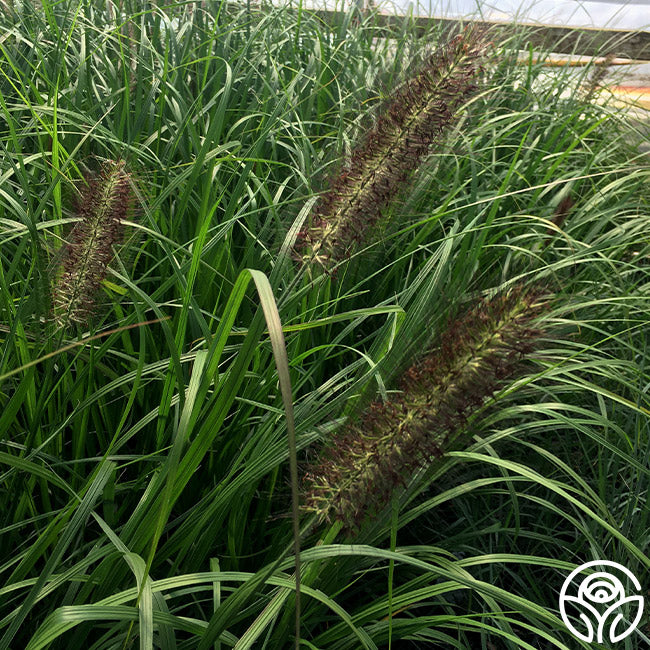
[302,284,553,531]
[295,25,490,270]
[0,1,648,649]
[52,159,137,329]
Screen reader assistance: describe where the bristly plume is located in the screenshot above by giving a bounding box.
[302,284,551,532]
[295,26,490,270]
[52,159,136,329]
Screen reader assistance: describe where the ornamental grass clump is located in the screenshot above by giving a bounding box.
[303,285,551,531]
[295,26,490,270]
[52,159,135,329]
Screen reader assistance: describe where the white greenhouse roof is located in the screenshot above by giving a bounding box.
[383,0,650,31]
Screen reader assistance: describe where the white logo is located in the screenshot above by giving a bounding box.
[559,560,644,643]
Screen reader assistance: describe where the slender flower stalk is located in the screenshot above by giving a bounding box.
[302,284,551,531]
[295,26,490,270]
[52,159,135,329]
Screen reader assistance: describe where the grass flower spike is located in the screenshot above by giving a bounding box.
[303,285,551,531]
[52,159,135,329]
[296,26,489,269]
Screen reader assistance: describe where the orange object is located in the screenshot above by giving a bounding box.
[608,86,650,109]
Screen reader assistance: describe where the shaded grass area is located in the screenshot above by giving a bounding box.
[0,1,648,648]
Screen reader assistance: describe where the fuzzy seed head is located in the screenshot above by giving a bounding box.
[302,284,551,532]
[52,159,135,329]
[296,26,491,270]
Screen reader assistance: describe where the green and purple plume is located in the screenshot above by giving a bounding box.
[296,26,490,270]
[302,284,551,531]
[52,159,135,329]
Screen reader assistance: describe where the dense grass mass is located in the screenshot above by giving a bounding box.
[0,1,649,648]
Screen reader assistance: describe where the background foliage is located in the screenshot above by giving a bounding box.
[0,0,648,648]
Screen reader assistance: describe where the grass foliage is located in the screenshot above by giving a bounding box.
[0,0,649,648]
